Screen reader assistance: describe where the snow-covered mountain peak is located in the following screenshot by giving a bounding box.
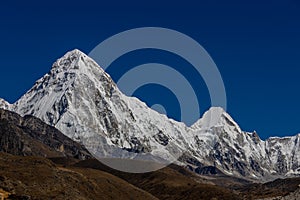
[192,107,242,133]
[58,48,87,61]
[14,48,116,124]
[13,49,189,172]
[51,49,106,76]
[52,49,84,70]
[202,107,225,126]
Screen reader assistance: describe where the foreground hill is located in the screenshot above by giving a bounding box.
[72,158,300,200]
[0,152,157,200]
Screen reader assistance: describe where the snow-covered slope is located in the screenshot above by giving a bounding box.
[12,49,191,172]
[6,49,300,179]
[0,98,11,110]
[188,108,300,179]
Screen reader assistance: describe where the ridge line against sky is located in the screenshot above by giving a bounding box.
[0,0,300,139]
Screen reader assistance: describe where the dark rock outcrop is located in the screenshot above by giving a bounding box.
[0,109,91,159]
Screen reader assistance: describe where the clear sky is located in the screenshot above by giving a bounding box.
[0,0,299,139]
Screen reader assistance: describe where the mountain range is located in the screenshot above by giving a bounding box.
[1,108,300,199]
[0,49,299,182]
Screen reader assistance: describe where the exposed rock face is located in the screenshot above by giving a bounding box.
[0,109,91,159]
[279,188,300,200]
[0,98,10,110]
[2,49,299,180]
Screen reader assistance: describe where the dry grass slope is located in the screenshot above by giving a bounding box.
[73,159,241,200]
[0,152,157,200]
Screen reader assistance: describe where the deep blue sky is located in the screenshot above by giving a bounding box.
[0,0,300,139]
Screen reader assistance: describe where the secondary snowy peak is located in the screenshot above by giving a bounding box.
[192,107,242,133]
[0,98,11,110]
[189,107,299,180]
